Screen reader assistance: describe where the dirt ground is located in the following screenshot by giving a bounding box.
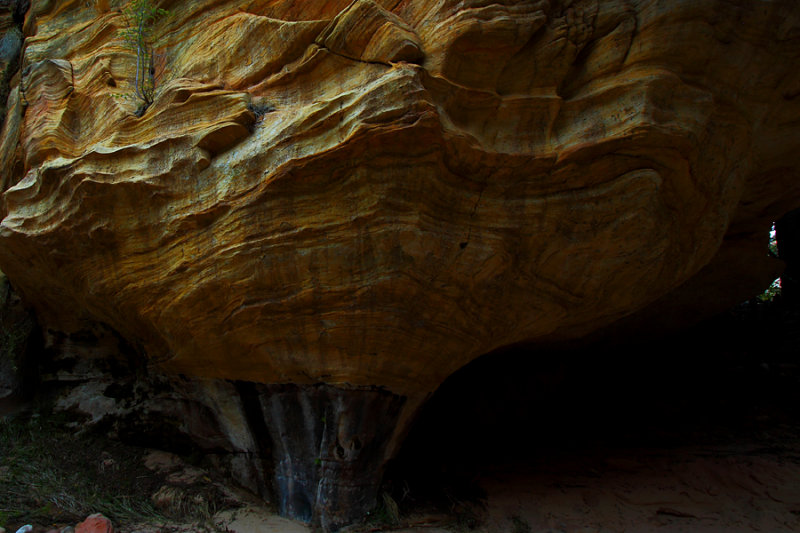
[6,411,798,533]
[478,431,800,532]
[3,409,800,533]
[219,423,800,533]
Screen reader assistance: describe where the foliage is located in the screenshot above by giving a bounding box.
[0,413,165,530]
[758,278,781,302]
[118,0,169,111]
[759,223,781,302]
[0,401,252,531]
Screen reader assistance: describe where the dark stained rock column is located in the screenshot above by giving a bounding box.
[258,383,407,531]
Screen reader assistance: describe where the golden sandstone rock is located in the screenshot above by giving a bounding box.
[0,0,799,528]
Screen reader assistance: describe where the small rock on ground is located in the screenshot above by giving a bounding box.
[143,451,183,473]
[75,514,114,533]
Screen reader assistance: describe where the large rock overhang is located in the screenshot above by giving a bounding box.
[0,0,798,529]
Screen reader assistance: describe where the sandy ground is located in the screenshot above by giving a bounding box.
[479,437,800,532]
[208,426,800,533]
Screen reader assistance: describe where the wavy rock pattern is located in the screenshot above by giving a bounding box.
[0,0,799,528]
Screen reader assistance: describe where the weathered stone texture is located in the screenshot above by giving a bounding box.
[0,0,799,527]
[1,0,796,398]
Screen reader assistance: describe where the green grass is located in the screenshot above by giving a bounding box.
[0,412,166,530]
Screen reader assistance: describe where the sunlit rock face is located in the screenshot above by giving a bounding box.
[1,0,799,528]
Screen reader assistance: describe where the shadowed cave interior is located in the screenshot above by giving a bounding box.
[386,210,800,514]
[383,292,800,517]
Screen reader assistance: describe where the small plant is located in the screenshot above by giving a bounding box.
[758,278,781,302]
[118,0,169,113]
[0,412,166,529]
[759,223,781,302]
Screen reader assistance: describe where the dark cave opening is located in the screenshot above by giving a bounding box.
[384,291,800,515]
[384,208,800,516]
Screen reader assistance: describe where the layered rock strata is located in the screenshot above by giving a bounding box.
[0,0,799,528]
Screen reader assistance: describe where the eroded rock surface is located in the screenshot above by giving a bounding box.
[0,0,799,528]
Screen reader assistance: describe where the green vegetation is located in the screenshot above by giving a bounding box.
[760,223,781,302]
[759,278,781,302]
[118,0,169,113]
[0,412,164,530]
